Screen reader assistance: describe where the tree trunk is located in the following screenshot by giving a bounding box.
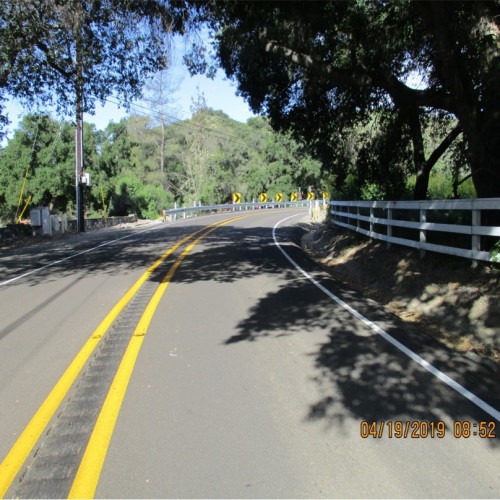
[404,107,429,200]
[160,120,165,174]
[420,2,500,199]
[465,116,500,198]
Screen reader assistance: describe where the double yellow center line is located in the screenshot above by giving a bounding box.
[0,214,246,498]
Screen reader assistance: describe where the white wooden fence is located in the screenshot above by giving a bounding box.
[329,198,500,263]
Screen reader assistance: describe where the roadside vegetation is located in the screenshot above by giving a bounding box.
[302,220,500,371]
[0,1,498,224]
[0,104,477,226]
[0,109,323,224]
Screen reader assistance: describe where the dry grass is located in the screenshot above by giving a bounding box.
[301,220,500,369]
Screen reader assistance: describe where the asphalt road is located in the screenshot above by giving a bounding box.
[0,209,499,498]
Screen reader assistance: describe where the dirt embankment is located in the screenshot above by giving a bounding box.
[301,220,500,372]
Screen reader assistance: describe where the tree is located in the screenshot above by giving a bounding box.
[142,69,179,175]
[241,116,321,200]
[190,1,499,199]
[177,97,218,204]
[417,2,499,199]
[98,119,134,179]
[0,0,193,121]
[0,114,75,220]
[0,107,324,220]
[0,0,195,228]
[127,114,162,181]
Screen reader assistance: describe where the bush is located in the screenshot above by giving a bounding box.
[110,175,173,218]
[490,241,500,264]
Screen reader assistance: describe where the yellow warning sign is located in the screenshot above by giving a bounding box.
[291,192,298,202]
[307,192,315,201]
[322,192,330,200]
[275,193,283,202]
[232,192,242,204]
[259,193,268,203]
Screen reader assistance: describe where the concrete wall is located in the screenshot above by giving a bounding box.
[0,224,33,246]
[65,214,138,232]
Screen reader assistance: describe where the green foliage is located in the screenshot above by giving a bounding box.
[0,0,194,130]
[490,241,500,264]
[0,114,75,222]
[0,109,323,222]
[191,1,500,199]
[360,183,386,202]
[0,105,482,226]
[108,174,172,219]
[355,111,413,200]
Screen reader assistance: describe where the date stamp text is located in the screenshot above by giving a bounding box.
[360,420,496,439]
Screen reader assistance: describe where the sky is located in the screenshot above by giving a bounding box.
[2,34,256,141]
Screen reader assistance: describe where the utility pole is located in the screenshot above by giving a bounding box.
[75,2,85,232]
[75,107,84,232]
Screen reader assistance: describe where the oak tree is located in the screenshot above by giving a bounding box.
[190,1,499,199]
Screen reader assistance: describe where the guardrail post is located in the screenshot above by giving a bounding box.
[387,205,392,249]
[419,207,426,258]
[471,208,481,268]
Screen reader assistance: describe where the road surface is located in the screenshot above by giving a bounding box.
[0,209,499,498]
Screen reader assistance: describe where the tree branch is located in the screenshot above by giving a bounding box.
[259,29,372,87]
[35,40,75,80]
[258,28,456,113]
[425,123,462,170]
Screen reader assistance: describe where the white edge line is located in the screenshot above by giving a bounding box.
[0,221,172,287]
[273,213,500,422]
[0,211,239,288]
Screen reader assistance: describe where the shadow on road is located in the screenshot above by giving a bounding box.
[1,217,498,446]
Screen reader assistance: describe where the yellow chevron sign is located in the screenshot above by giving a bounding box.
[322,191,330,200]
[291,192,298,202]
[259,193,267,203]
[275,193,283,202]
[307,192,315,201]
[232,192,242,204]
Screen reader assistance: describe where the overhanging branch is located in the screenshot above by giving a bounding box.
[425,123,462,169]
[258,28,456,113]
[259,29,372,87]
[35,40,75,80]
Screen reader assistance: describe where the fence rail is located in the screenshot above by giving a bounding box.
[329,198,500,263]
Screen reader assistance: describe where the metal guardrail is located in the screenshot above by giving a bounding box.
[329,198,500,263]
[163,201,309,222]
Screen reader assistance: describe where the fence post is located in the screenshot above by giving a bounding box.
[387,204,392,249]
[370,206,374,235]
[471,206,481,268]
[419,207,426,259]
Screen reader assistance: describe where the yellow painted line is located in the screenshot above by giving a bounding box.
[0,216,240,498]
[68,216,246,499]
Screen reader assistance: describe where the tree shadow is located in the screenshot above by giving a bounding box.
[0,224,202,286]
[211,226,500,447]
[1,217,498,447]
[304,224,500,351]
[231,276,499,447]
[0,221,299,344]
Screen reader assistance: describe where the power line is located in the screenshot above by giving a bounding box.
[110,97,255,149]
[103,96,257,150]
